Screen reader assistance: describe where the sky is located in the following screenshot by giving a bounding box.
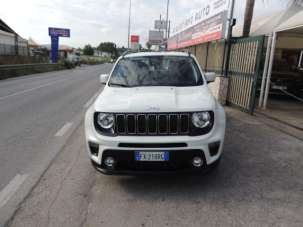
[0,0,292,48]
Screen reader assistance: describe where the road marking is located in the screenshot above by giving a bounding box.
[55,122,73,137]
[0,78,69,101]
[0,174,28,209]
[84,91,100,109]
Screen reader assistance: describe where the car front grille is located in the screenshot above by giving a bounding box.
[114,113,190,136]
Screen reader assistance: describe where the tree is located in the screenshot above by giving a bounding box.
[97,42,117,57]
[116,46,128,57]
[83,44,94,56]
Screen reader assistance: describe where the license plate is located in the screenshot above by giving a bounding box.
[135,151,169,162]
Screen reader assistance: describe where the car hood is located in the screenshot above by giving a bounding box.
[93,86,216,113]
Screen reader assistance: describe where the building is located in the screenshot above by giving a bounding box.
[93,49,112,57]
[28,37,39,55]
[0,19,28,56]
[41,44,74,59]
[168,0,303,129]
[233,2,303,129]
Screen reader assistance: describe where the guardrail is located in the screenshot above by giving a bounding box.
[0,63,55,69]
[0,63,65,80]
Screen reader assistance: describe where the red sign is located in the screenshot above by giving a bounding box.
[131,35,140,43]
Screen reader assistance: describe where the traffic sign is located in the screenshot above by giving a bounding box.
[154,20,168,30]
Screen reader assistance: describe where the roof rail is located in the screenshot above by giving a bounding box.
[121,49,158,58]
[121,50,133,57]
[121,49,140,58]
[178,50,192,57]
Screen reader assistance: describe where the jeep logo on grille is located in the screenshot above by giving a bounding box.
[147,107,161,112]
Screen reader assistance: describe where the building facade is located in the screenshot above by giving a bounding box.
[0,19,28,56]
[168,0,303,128]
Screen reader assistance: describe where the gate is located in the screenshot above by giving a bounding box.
[226,36,264,113]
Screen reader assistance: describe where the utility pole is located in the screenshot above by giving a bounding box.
[14,33,19,56]
[127,0,132,49]
[168,20,171,38]
[165,0,170,39]
[223,0,236,77]
[243,0,255,37]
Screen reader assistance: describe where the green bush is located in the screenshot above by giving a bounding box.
[80,56,111,65]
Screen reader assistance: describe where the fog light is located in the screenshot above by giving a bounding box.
[104,157,115,168]
[192,157,203,168]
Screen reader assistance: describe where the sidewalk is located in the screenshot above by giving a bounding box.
[8,108,303,227]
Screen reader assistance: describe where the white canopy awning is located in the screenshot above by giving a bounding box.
[232,11,285,37]
[232,3,303,37]
[275,10,303,32]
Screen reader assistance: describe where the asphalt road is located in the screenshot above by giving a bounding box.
[0,64,112,225]
[8,108,303,227]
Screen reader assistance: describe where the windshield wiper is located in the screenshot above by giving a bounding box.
[108,83,130,87]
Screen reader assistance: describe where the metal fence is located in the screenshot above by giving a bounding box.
[226,36,265,113]
[0,44,28,56]
[183,41,226,75]
[178,36,265,114]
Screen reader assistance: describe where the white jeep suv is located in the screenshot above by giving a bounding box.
[85,52,226,174]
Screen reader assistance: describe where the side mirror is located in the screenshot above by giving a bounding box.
[205,72,216,84]
[100,74,109,85]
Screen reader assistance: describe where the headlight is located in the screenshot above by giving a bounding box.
[97,113,114,129]
[192,112,211,128]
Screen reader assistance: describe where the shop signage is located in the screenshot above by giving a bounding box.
[48,27,70,63]
[148,30,164,45]
[168,0,230,50]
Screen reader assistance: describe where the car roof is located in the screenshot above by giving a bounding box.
[124,51,190,58]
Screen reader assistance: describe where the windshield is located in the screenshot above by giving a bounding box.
[108,56,203,87]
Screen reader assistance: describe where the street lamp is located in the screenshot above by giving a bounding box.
[165,0,170,39]
[127,0,132,49]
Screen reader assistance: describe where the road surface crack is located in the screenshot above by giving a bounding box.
[79,175,96,227]
[45,145,82,227]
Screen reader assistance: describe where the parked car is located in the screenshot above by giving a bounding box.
[270,52,303,99]
[84,52,226,175]
[271,70,303,98]
[67,52,81,66]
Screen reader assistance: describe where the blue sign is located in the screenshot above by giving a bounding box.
[50,36,59,63]
[48,27,70,63]
[48,27,70,37]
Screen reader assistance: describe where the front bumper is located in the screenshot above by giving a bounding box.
[91,155,221,175]
[84,106,226,175]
